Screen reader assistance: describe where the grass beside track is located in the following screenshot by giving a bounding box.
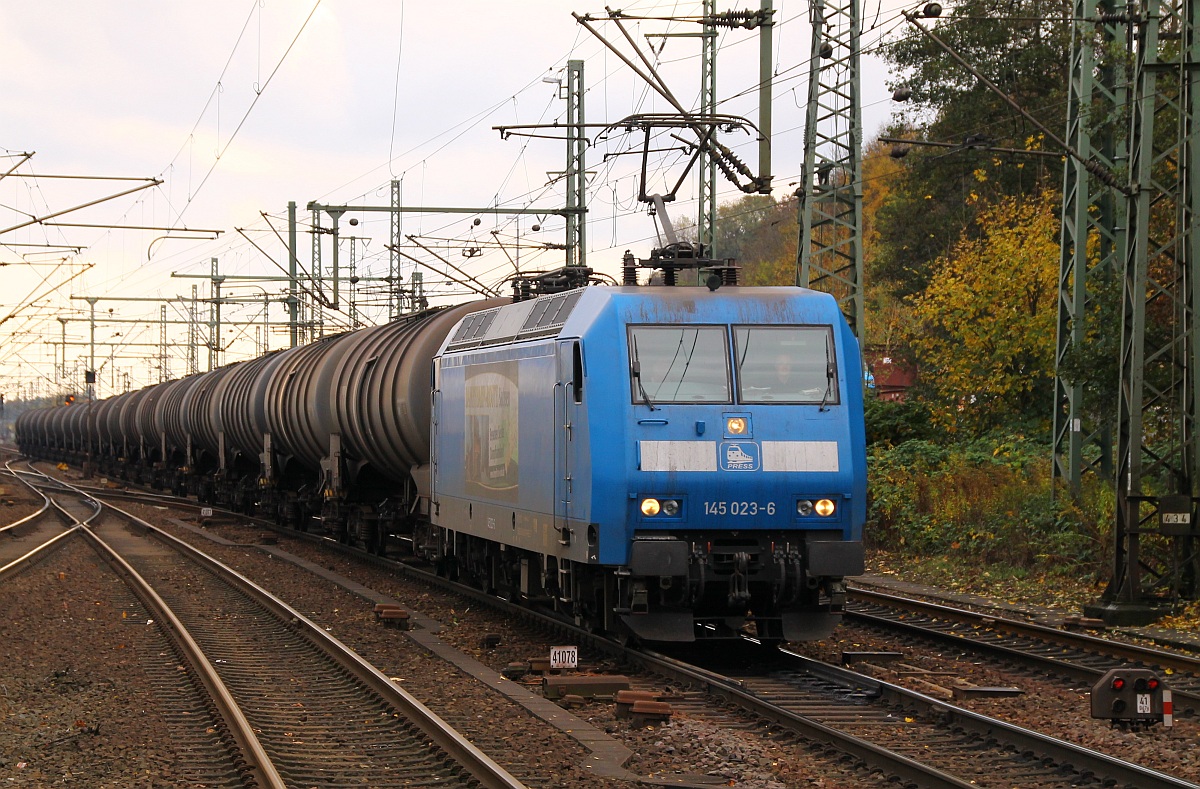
[865,549,1200,632]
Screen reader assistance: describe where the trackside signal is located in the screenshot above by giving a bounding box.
[1091,668,1171,729]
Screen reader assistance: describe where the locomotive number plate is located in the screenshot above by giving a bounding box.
[550,646,578,669]
[703,501,776,516]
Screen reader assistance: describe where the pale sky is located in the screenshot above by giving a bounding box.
[0,0,909,400]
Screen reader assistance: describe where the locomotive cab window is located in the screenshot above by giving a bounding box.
[628,325,731,404]
[572,341,584,404]
[734,326,838,405]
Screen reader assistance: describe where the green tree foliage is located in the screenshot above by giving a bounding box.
[865,396,936,447]
[874,0,1071,297]
[862,140,923,358]
[1055,256,1121,446]
[697,195,798,285]
[862,138,905,260]
[709,194,783,260]
[908,191,1060,434]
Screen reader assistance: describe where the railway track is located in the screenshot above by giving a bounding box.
[85,484,1200,789]
[0,461,88,571]
[1,465,256,786]
[649,645,1195,789]
[6,465,525,789]
[845,586,1200,709]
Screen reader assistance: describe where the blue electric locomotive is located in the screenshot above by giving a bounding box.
[423,285,865,642]
[16,280,865,643]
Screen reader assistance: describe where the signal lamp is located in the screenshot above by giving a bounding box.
[726,417,747,435]
[640,498,661,517]
[1110,677,1126,691]
[815,499,836,517]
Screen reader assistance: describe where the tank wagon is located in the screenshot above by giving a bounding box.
[17,284,865,642]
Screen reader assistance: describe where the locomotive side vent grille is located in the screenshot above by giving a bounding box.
[447,289,583,352]
[516,290,582,340]
[446,310,499,350]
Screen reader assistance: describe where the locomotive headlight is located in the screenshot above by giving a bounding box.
[815,498,836,516]
[640,498,661,516]
[797,499,814,516]
[726,417,747,435]
[661,499,680,517]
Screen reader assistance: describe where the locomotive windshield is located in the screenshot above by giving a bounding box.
[628,325,731,404]
[734,326,838,404]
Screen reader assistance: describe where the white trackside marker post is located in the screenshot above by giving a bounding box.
[550,646,578,670]
[1163,689,1174,728]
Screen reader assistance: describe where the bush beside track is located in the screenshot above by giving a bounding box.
[864,398,1123,614]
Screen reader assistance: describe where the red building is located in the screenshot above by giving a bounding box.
[863,347,917,401]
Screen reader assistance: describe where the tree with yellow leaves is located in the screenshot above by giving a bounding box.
[909,191,1060,434]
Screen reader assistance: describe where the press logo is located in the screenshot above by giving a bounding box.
[720,442,760,471]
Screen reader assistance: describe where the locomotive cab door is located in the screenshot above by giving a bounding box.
[429,358,442,519]
[554,340,582,543]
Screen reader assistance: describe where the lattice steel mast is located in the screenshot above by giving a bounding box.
[565,59,587,269]
[1053,1,1128,492]
[699,0,719,256]
[391,180,402,319]
[1106,0,1200,615]
[797,0,864,339]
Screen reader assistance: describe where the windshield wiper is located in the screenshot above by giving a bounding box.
[631,336,657,411]
[819,336,834,412]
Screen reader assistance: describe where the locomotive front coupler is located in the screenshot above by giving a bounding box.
[727,551,752,608]
[772,546,805,606]
[822,578,848,608]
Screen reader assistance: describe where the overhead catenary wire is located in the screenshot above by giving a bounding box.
[5,0,1035,395]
